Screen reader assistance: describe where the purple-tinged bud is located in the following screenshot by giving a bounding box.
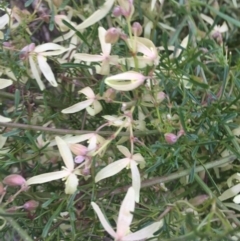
[112,6,122,17]
[103,88,116,103]
[164,133,178,144]
[69,144,87,156]
[81,168,90,176]
[23,200,39,211]
[189,195,209,206]
[132,22,142,36]
[105,28,120,44]
[3,174,26,187]
[3,42,13,48]
[156,91,166,103]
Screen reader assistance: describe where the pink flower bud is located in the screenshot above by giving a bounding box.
[156,91,165,103]
[189,195,209,206]
[132,22,142,36]
[112,6,122,17]
[81,168,90,176]
[3,174,26,187]
[164,133,178,144]
[69,144,88,156]
[3,42,13,48]
[23,200,39,211]
[19,43,35,60]
[105,28,120,44]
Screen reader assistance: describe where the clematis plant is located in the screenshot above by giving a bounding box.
[74,26,118,75]
[91,187,163,241]
[20,43,68,90]
[105,71,146,91]
[95,145,145,202]
[61,87,102,116]
[26,136,84,194]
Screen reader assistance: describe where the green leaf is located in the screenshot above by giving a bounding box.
[42,201,64,238]
[62,20,91,48]
[206,5,240,28]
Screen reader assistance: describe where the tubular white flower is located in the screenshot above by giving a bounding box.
[105,71,146,91]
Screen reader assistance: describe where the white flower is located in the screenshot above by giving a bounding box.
[26,136,84,194]
[20,43,68,90]
[61,87,102,116]
[74,27,118,75]
[95,145,145,202]
[200,13,228,36]
[120,37,159,68]
[92,187,163,241]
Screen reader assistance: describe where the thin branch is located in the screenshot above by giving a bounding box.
[0,122,160,137]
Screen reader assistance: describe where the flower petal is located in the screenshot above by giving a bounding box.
[96,61,110,75]
[0,78,13,89]
[55,136,74,170]
[76,0,115,30]
[65,173,78,194]
[29,56,45,90]
[200,13,214,25]
[26,170,67,185]
[219,22,228,33]
[117,145,131,157]
[130,162,141,203]
[34,43,66,53]
[0,115,11,123]
[0,14,9,29]
[79,87,95,98]
[117,187,135,238]
[233,194,240,204]
[123,220,163,241]
[218,183,240,201]
[37,55,58,87]
[74,53,104,62]
[91,202,116,238]
[53,30,75,43]
[95,158,129,182]
[0,135,7,148]
[98,26,111,55]
[61,99,93,114]
[86,100,103,116]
